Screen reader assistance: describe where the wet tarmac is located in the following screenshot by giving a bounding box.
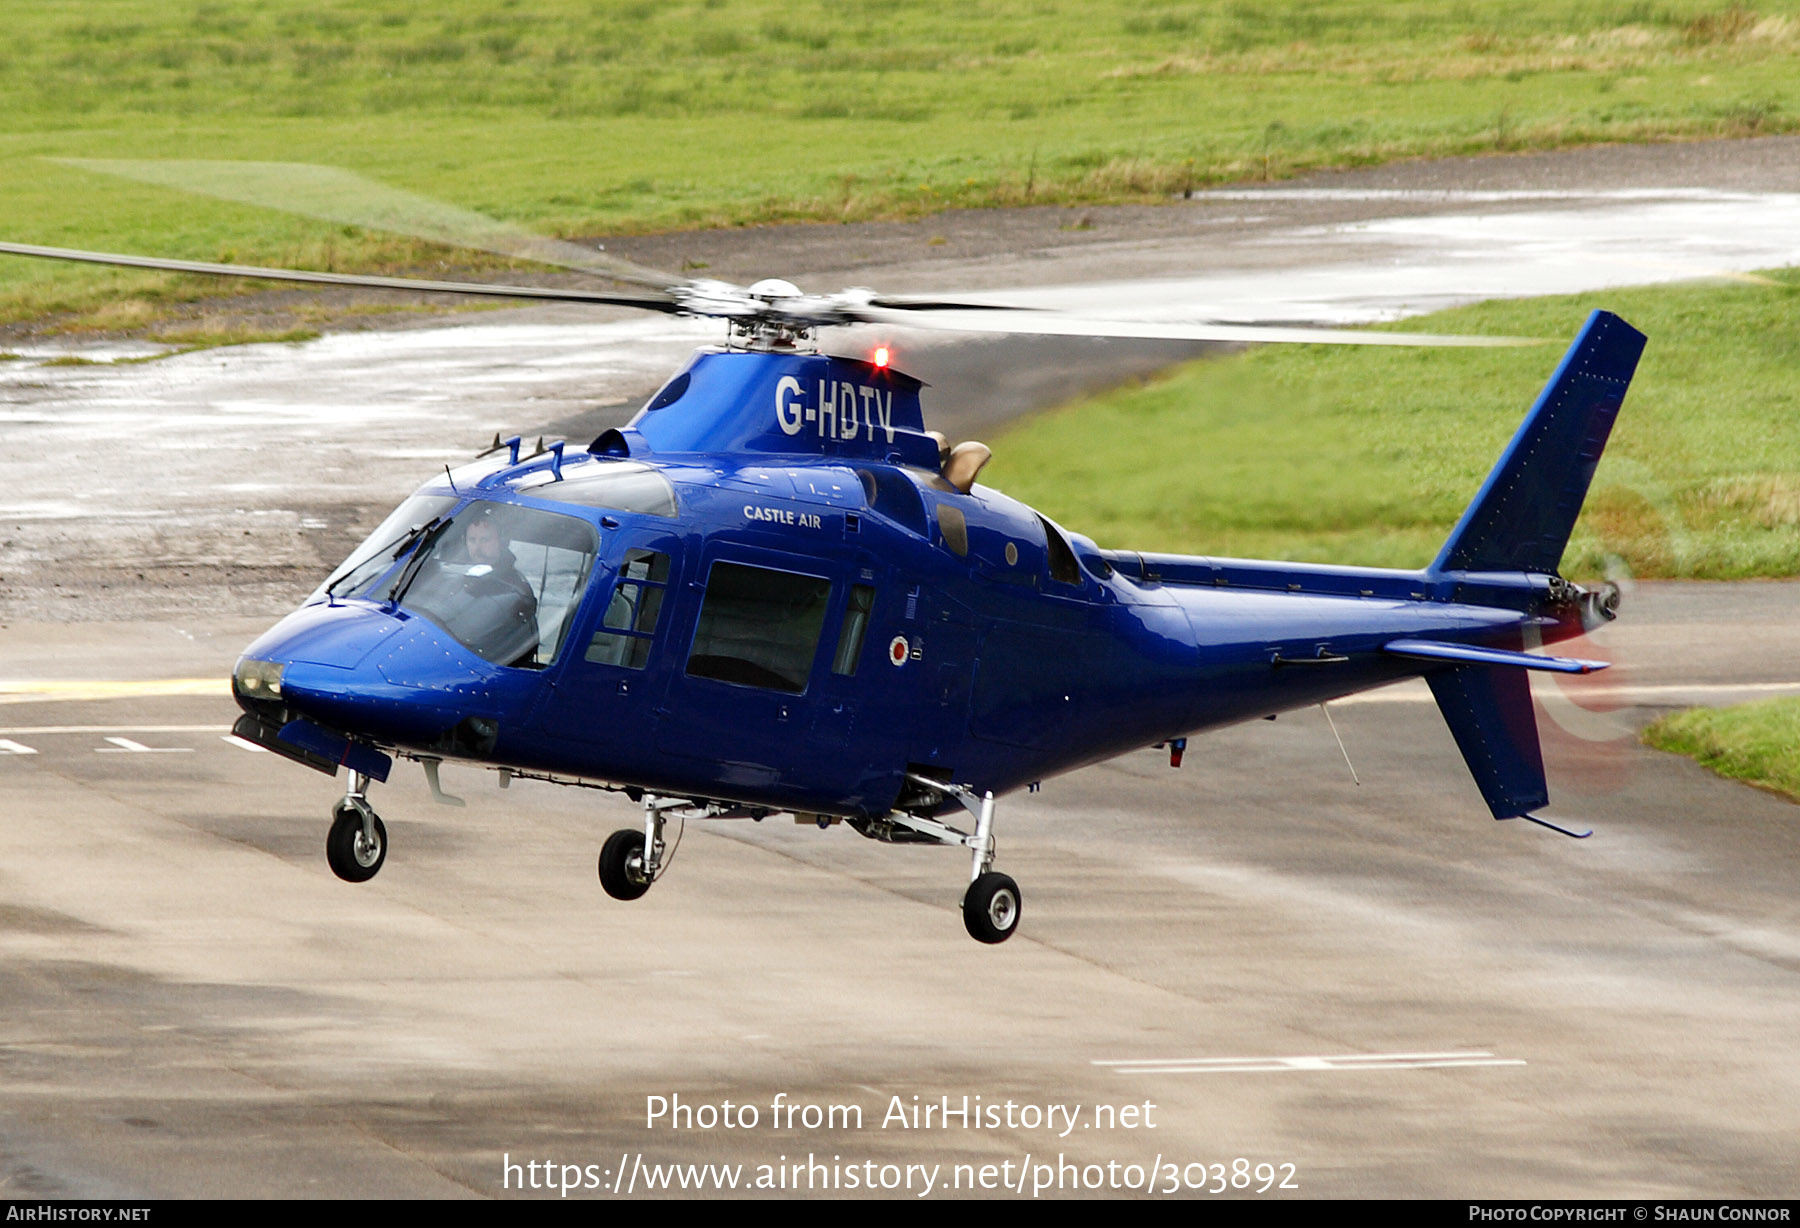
[1,583,1798,1198]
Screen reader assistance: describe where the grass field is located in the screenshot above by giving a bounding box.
[3,1,1800,326]
[983,271,1800,579]
[1642,698,1800,801]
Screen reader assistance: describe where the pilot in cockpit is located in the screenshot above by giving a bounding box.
[463,511,536,605]
[459,510,540,669]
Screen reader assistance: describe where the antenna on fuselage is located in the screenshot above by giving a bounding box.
[477,433,525,465]
[1319,702,1360,786]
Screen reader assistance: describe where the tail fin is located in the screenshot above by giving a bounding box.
[1426,665,1546,819]
[1433,310,1646,575]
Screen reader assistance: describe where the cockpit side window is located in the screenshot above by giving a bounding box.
[685,562,831,693]
[586,549,671,670]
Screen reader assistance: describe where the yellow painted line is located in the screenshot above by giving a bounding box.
[0,678,228,704]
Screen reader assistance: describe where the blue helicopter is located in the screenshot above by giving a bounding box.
[1,181,1639,944]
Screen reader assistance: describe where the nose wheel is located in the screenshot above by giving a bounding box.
[326,773,386,882]
[598,795,680,901]
[598,828,651,900]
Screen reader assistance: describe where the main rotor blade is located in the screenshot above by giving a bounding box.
[0,241,683,311]
[55,159,686,291]
[848,304,1539,347]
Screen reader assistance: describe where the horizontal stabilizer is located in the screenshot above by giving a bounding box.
[1386,639,1608,674]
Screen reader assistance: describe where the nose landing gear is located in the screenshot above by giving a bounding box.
[598,828,651,901]
[326,772,387,882]
[598,794,683,900]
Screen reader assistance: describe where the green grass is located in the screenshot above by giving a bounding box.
[3,1,1800,326]
[1643,698,1800,801]
[982,271,1800,578]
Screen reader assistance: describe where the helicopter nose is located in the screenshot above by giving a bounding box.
[235,603,503,752]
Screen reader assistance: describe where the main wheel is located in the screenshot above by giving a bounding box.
[598,829,651,901]
[326,805,387,883]
[962,871,1022,944]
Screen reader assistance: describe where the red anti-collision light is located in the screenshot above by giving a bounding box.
[872,346,890,368]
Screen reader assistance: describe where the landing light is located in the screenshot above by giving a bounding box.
[234,657,285,699]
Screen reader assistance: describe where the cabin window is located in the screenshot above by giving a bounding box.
[686,562,831,693]
[586,549,671,669]
[831,584,876,676]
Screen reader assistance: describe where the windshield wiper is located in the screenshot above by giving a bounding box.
[379,516,455,606]
[324,515,448,600]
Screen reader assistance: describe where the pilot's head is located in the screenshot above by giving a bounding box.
[465,515,505,565]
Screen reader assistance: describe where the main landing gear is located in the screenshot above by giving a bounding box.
[907,776,1021,945]
[848,775,1023,945]
[326,771,387,883]
[962,870,1021,945]
[595,783,1023,945]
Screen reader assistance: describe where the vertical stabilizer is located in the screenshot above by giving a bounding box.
[1427,666,1547,819]
[1433,310,1646,575]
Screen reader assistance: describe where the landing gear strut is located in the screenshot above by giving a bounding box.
[326,771,386,882]
[598,794,678,900]
[879,775,1022,945]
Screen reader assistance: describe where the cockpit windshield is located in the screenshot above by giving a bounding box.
[375,501,598,669]
[311,493,461,605]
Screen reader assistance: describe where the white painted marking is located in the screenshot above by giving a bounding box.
[1336,680,1800,707]
[0,739,38,755]
[1191,187,1742,204]
[1095,1049,1525,1074]
[0,725,229,736]
[221,735,268,753]
[95,736,193,754]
